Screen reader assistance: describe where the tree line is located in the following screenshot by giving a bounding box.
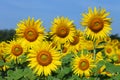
[0,29,120,42]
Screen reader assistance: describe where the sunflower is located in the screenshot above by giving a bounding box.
[0,41,9,71]
[81,7,112,40]
[113,50,120,65]
[115,42,120,50]
[94,52,103,63]
[104,44,115,58]
[98,65,112,77]
[111,39,119,46]
[71,53,95,77]
[0,41,7,59]
[0,41,7,56]
[16,17,45,48]
[50,16,76,44]
[84,40,94,50]
[27,41,61,76]
[60,43,71,58]
[69,30,85,52]
[4,39,26,62]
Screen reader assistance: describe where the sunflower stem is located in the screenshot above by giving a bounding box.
[93,40,96,60]
[15,58,18,71]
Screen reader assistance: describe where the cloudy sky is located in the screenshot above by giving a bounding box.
[0,0,120,35]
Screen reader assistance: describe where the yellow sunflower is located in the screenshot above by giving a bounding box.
[113,50,120,65]
[0,41,7,56]
[50,16,76,44]
[71,53,95,77]
[104,44,115,58]
[94,52,103,63]
[84,40,94,50]
[111,39,119,46]
[115,42,120,50]
[4,39,26,62]
[27,41,61,76]
[0,41,9,71]
[60,43,71,58]
[69,30,85,52]
[16,17,45,48]
[81,7,112,40]
[98,65,112,77]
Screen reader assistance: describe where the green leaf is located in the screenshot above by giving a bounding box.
[0,60,4,66]
[18,54,27,64]
[22,67,36,80]
[6,69,23,80]
[106,62,120,73]
[0,77,3,80]
[111,73,120,80]
[71,75,81,80]
[61,53,73,68]
[47,76,60,80]
[57,67,71,79]
[92,60,105,73]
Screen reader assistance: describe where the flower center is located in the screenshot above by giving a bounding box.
[79,59,89,71]
[24,27,38,42]
[11,45,23,56]
[37,50,52,66]
[62,47,67,53]
[117,44,120,49]
[106,48,112,54]
[56,26,69,38]
[89,18,104,33]
[70,36,79,45]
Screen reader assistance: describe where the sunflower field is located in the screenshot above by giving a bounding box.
[1,7,120,80]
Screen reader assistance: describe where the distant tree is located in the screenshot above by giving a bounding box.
[110,34,120,41]
[0,29,15,42]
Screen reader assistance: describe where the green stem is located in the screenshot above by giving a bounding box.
[15,58,18,70]
[93,40,96,60]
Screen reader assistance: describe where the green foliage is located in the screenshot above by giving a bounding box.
[0,29,15,42]
[106,62,120,73]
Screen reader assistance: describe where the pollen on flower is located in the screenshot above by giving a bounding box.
[70,36,79,45]
[24,27,38,42]
[56,26,69,38]
[89,18,104,33]
[79,59,89,71]
[11,45,23,56]
[36,50,52,66]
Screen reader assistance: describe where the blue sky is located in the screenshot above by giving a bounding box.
[0,0,120,36]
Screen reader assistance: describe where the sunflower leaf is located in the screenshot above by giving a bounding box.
[22,67,36,80]
[106,62,120,73]
[0,60,4,66]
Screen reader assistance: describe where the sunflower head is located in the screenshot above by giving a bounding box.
[50,16,76,44]
[27,41,61,76]
[0,41,7,55]
[16,17,45,48]
[36,50,52,66]
[71,53,95,77]
[81,7,112,40]
[104,45,115,58]
[4,39,26,62]
[69,30,85,52]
